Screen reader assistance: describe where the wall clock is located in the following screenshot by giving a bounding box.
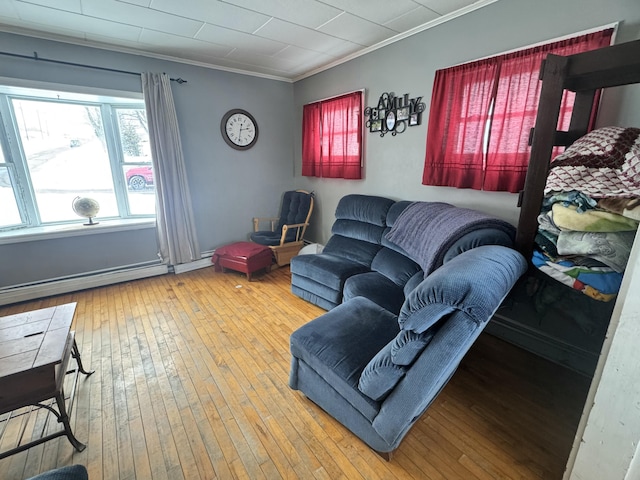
[220,109,259,150]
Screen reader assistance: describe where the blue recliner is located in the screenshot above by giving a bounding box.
[27,465,88,480]
[289,246,527,457]
[251,190,314,266]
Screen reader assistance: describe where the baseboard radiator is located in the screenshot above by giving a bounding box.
[0,252,218,307]
[0,262,170,307]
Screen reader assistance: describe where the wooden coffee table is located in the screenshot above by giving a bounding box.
[0,302,93,459]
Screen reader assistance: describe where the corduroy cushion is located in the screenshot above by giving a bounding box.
[358,342,405,401]
[27,465,88,480]
[390,329,435,366]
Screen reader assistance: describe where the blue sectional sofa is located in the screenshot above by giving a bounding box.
[288,194,527,457]
[290,194,516,314]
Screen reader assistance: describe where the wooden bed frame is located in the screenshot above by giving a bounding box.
[489,38,640,376]
[516,38,640,256]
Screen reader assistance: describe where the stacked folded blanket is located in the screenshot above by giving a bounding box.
[533,126,640,301]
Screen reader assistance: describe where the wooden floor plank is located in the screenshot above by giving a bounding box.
[0,265,591,479]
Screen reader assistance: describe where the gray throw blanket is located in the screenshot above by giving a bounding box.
[385,202,516,275]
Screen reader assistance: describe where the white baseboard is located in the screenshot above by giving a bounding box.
[173,256,213,274]
[0,264,169,306]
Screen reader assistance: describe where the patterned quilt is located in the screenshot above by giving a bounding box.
[545,126,640,198]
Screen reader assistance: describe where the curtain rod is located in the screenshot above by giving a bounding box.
[0,51,188,84]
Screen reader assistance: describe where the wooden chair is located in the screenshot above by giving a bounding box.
[251,190,314,266]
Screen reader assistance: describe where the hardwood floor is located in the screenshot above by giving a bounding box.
[0,265,591,479]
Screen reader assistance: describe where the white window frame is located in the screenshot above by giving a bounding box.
[0,80,155,241]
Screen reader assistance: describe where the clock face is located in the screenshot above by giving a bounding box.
[221,109,258,150]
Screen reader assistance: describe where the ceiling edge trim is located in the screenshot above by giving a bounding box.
[0,26,294,83]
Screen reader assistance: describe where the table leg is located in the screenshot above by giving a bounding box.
[55,389,86,452]
[72,339,95,376]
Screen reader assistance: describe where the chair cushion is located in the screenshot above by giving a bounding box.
[278,190,313,231]
[250,230,282,246]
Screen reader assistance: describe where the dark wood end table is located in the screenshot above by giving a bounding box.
[0,302,94,459]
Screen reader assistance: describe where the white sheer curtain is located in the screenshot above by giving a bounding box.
[141,72,200,266]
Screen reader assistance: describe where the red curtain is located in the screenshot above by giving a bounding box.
[302,91,362,179]
[486,29,614,192]
[302,103,321,176]
[423,28,613,192]
[423,59,497,189]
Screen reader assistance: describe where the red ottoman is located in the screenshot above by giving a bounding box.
[211,242,273,281]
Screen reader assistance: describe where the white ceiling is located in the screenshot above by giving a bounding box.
[0,0,495,82]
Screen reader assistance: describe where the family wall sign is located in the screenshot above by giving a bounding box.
[364,91,426,137]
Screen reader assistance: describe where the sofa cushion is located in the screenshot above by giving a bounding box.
[399,245,528,332]
[324,235,382,267]
[290,252,370,290]
[442,227,515,264]
[370,247,421,286]
[290,296,400,420]
[334,194,394,226]
[358,342,405,401]
[343,272,406,314]
[390,329,435,366]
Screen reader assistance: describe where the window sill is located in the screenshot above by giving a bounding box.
[0,219,156,245]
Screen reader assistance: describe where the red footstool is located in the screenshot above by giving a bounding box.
[211,242,273,281]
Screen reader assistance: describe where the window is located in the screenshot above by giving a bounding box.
[423,28,614,193]
[0,85,154,231]
[302,91,363,179]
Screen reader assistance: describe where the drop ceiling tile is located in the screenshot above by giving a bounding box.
[414,0,478,16]
[149,0,270,34]
[383,6,440,32]
[273,44,336,63]
[318,13,396,46]
[116,0,151,6]
[255,18,355,54]
[16,0,81,13]
[14,2,142,41]
[225,0,342,29]
[0,1,20,18]
[225,49,299,71]
[319,0,420,25]
[196,23,286,56]
[138,29,233,57]
[82,0,203,37]
[0,16,85,39]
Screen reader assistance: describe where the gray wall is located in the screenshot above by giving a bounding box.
[293,0,640,245]
[0,32,294,287]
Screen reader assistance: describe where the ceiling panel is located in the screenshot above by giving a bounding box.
[195,23,287,56]
[149,0,271,34]
[0,0,494,80]
[383,6,441,32]
[13,2,142,42]
[82,0,204,38]
[415,0,480,16]
[318,12,397,46]
[225,0,342,30]
[320,0,425,26]
[255,17,360,54]
[137,29,233,61]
